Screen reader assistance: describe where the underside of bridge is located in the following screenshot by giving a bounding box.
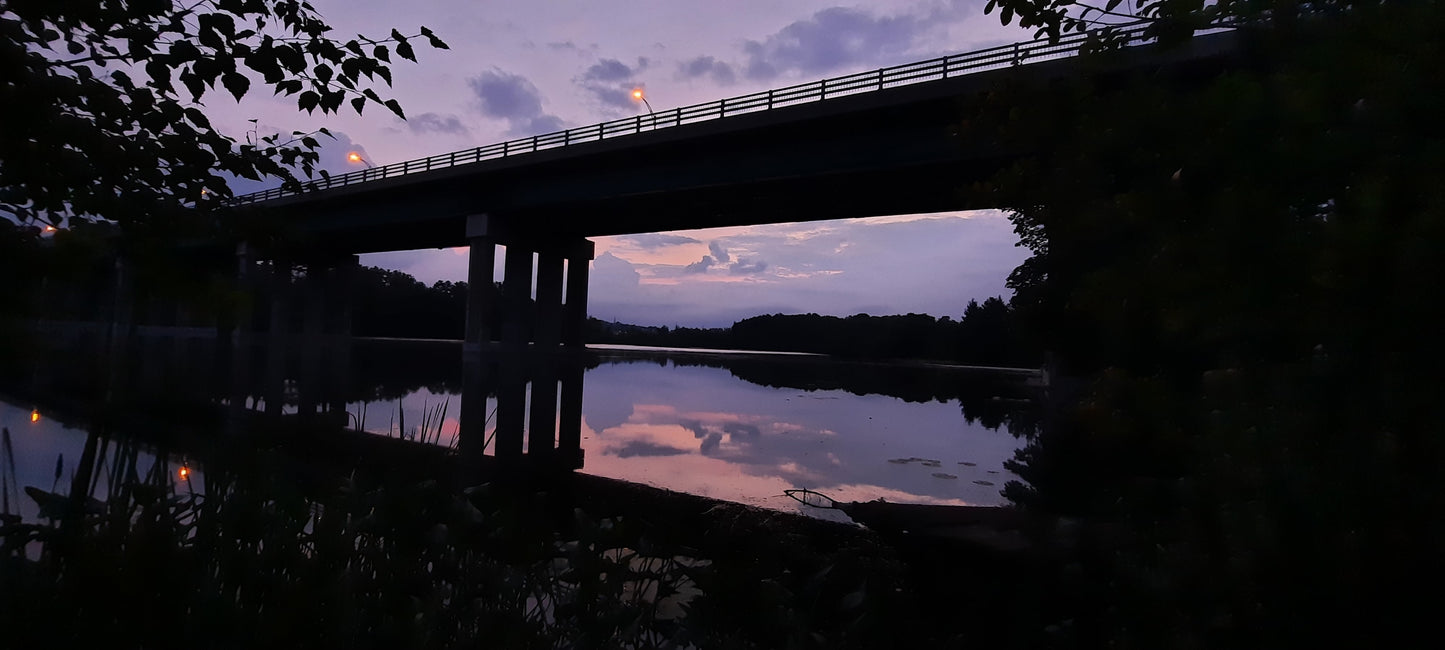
[206,28,1246,470]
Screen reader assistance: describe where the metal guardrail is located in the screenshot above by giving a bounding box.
[233,23,1155,205]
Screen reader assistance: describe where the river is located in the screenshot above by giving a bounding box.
[0,337,1043,522]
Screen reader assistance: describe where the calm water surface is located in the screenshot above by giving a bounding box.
[3,339,1040,522]
[342,345,1038,519]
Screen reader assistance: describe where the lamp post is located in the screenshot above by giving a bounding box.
[631,88,654,114]
[347,152,374,168]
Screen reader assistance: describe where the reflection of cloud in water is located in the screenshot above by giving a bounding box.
[578,360,1027,514]
[610,441,692,458]
[584,394,635,434]
[722,422,761,439]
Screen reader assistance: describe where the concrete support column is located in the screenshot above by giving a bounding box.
[327,256,358,420]
[297,263,326,417]
[562,241,595,347]
[528,250,565,458]
[265,260,292,419]
[226,243,255,434]
[494,244,534,459]
[557,357,586,469]
[555,241,594,469]
[459,215,500,466]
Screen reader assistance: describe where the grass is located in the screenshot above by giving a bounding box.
[2,429,1041,649]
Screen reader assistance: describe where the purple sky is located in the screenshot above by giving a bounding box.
[211,0,1034,327]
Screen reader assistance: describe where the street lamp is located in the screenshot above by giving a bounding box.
[631,88,654,114]
[347,152,374,168]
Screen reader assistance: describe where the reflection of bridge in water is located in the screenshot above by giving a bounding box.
[28,24,1240,472]
[12,328,1046,484]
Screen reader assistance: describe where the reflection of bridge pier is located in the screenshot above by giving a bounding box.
[460,214,591,473]
[223,246,358,430]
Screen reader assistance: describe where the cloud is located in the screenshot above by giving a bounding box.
[742,5,946,81]
[683,255,716,274]
[610,441,692,458]
[582,58,636,82]
[677,55,736,85]
[618,233,700,249]
[577,57,651,114]
[724,422,761,439]
[581,211,1027,327]
[467,69,566,136]
[729,258,769,275]
[405,112,470,135]
[591,251,643,298]
[708,241,731,264]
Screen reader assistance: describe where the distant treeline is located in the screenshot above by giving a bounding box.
[317,267,1043,367]
[589,298,1039,367]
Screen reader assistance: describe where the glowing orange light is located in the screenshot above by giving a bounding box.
[31,409,40,423]
[631,89,644,100]
[178,466,190,480]
[347,152,363,163]
[44,225,56,232]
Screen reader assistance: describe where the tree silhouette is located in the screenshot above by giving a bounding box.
[978,1,1445,646]
[0,1,447,238]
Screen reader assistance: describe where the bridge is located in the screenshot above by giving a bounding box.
[187,24,1244,472]
[234,23,1240,252]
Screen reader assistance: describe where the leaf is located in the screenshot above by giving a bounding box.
[199,24,223,51]
[396,40,415,62]
[298,90,320,113]
[384,99,405,119]
[184,108,212,129]
[169,40,201,62]
[314,63,333,85]
[420,26,449,50]
[373,45,389,62]
[351,96,366,114]
[181,71,206,101]
[222,71,250,101]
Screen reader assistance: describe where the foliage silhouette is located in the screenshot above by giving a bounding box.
[0,0,446,238]
[977,1,1445,646]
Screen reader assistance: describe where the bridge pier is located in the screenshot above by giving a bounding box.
[557,241,593,468]
[457,214,592,473]
[459,218,498,468]
[264,259,293,419]
[494,239,534,459]
[326,257,357,418]
[297,262,327,418]
[226,243,256,434]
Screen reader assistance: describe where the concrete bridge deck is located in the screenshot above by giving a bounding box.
[233,25,1244,255]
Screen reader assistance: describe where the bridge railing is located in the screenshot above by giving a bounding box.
[233,22,1154,205]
